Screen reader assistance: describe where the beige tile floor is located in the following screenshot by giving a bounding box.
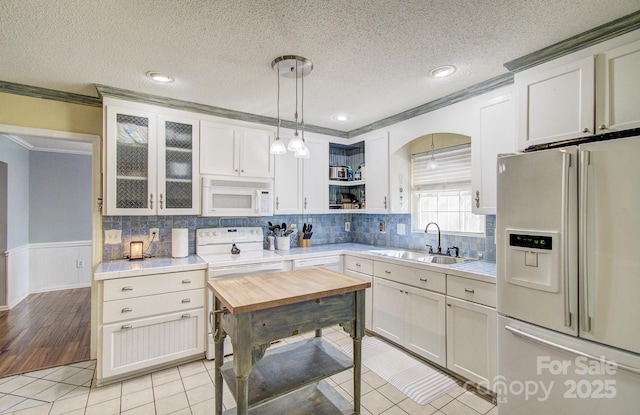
[0,327,496,415]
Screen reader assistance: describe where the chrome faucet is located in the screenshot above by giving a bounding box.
[424,222,442,254]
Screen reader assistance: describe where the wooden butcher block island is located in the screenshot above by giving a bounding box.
[208,268,371,415]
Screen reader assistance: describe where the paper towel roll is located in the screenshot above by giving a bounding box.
[172,228,189,258]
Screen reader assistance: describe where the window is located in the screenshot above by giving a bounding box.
[412,144,485,234]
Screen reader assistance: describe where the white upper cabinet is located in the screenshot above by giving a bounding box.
[595,39,640,133]
[274,149,303,214]
[516,37,640,150]
[472,93,515,215]
[104,103,200,216]
[364,134,389,213]
[516,56,595,149]
[302,139,328,213]
[200,121,274,178]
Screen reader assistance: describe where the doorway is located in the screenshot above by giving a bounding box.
[0,125,101,378]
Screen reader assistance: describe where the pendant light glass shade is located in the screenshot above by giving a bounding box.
[294,144,310,158]
[427,134,438,170]
[287,133,304,151]
[270,137,287,154]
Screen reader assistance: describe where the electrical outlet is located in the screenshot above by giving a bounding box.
[76,260,84,268]
[104,229,122,245]
[345,222,351,231]
[149,228,159,241]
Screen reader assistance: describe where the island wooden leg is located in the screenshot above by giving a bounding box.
[213,297,225,415]
[353,289,365,415]
[233,314,253,415]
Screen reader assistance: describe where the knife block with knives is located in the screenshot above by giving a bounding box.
[299,223,313,247]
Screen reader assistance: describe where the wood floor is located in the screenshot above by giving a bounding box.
[0,287,91,378]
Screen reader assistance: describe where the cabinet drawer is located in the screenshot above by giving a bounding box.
[447,275,496,307]
[373,261,445,294]
[103,270,205,301]
[103,288,204,323]
[344,256,373,275]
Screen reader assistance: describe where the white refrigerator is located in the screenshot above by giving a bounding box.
[496,136,640,414]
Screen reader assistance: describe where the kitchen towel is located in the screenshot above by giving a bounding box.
[172,228,189,258]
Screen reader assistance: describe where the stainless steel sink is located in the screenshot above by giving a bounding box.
[414,255,469,264]
[368,250,428,260]
[369,249,472,264]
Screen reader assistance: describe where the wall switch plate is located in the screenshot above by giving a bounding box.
[149,228,159,241]
[76,260,85,268]
[104,229,122,245]
[345,222,351,231]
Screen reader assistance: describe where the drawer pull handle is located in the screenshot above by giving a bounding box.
[355,263,361,267]
[121,307,133,313]
[419,277,428,282]
[464,288,475,293]
[385,270,391,274]
[121,324,133,329]
[182,298,191,303]
[122,286,133,291]
[182,279,191,284]
[181,314,191,319]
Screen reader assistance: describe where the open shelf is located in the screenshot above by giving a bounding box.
[221,337,352,408]
[223,380,352,415]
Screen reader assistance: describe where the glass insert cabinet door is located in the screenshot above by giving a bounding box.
[106,106,158,215]
[157,114,200,215]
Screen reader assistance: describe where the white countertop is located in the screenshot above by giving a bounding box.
[275,243,496,283]
[95,244,496,283]
[94,255,207,280]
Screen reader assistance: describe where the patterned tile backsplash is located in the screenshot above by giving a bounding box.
[102,214,496,261]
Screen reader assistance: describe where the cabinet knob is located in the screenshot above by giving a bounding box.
[384,196,387,209]
[582,127,590,133]
[159,193,163,209]
[385,270,391,274]
[276,197,279,209]
[420,277,428,282]
[355,263,361,267]
[598,125,608,131]
[241,169,244,173]
[235,169,239,172]
[149,193,154,210]
[475,191,480,209]
[304,197,308,209]
[464,288,475,293]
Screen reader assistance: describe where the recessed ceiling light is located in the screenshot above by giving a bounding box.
[334,114,349,121]
[146,71,174,83]
[428,65,456,78]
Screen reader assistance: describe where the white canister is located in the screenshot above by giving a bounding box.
[276,236,290,251]
[171,228,189,258]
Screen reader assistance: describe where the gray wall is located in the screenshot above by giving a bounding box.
[29,151,91,243]
[0,136,30,249]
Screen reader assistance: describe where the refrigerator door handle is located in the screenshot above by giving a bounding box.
[561,152,572,328]
[505,325,640,375]
[579,150,592,332]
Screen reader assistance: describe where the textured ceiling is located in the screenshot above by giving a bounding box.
[1,0,639,132]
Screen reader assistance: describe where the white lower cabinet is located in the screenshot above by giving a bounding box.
[343,256,374,330]
[446,275,497,390]
[99,270,206,383]
[102,309,205,379]
[372,264,447,367]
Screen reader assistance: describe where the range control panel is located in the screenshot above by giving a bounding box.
[196,227,264,246]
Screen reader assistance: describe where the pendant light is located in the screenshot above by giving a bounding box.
[295,61,310,158]
[270,56,313,157]
[427,134,438,170]
[269,62,286,154]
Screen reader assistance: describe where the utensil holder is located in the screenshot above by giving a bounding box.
[276,236,290,251]
[298,234,311,248]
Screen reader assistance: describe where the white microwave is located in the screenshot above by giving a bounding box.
[201,176,273,217]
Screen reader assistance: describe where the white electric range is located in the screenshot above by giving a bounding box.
[196,227,285,358]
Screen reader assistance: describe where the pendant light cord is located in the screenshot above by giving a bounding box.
[276,63,281,138]
[301,64,305,142]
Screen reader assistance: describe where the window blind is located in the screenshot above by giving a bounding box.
[411,144,471,191]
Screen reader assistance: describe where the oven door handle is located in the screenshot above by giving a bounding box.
[208,261,284,278]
